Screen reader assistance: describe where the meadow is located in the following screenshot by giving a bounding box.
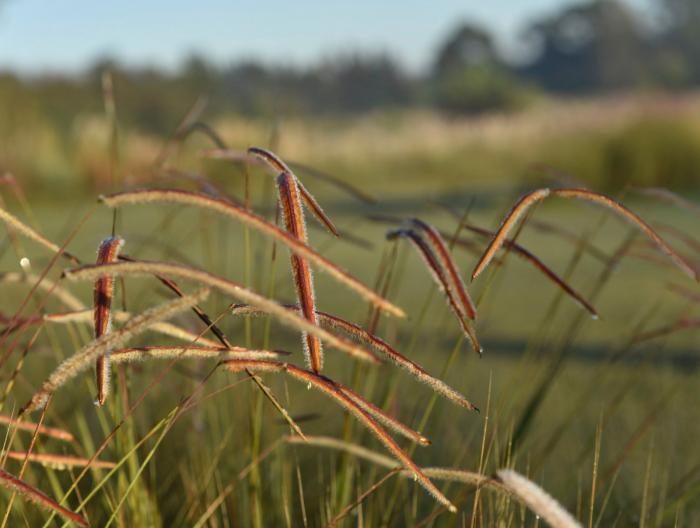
[1,92,699,526]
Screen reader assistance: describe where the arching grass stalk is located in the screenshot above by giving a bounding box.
[472,187,698,281]
[222,360,456,512]
[64,259,378,361]
[99,189,404,317]
[21,288,211,414]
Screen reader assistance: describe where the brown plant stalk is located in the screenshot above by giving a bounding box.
[0,415,74,442]
[247,146,334,373]
[231,304,477,410]
[367,214,598,317]
[63,259,379,363]
[0,468,87,526]
[222,359,456,512]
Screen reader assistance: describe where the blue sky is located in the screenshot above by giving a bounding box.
[0,0,652,74]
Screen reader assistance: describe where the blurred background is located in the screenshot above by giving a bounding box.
[2,1,700,526]
[1,0,700,195]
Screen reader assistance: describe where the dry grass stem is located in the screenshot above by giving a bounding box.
[21,288,210,414]
[497,469,581,528]
[472,188,698,281]
[231,304,477,410]
[554,188,698,280]
[455,225,598,317]
[471,188,551,280]
[0,468,88,526]
[0,415,74,442]
[204,147,376,204]
[632,318,700,343]
[285,435,506,492]
[634,187,700,218]
[222,359,456,512]
[335,383,431,446]
[45,309,223,348]
[666,282,700,304]
[109,345,286,363]
[248,146,339,236]
[3,451,116,470]
[99,188,404,316]
[64,259,378,363]
[118,254,235,347]
[367,214,598,317]
[93,236,124,406]
[0,206,79,264]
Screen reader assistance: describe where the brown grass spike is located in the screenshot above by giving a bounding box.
[222,359,456,512]
[93,236,124,406]
[387,229,482,355]
[248,146,339,236]
[408,218,476,320]
[552,188,698,281]
[277,171,323,372]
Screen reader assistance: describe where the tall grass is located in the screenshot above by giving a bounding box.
[1,106,699,526]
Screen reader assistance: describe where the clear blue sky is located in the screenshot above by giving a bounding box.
[0,0,652,74]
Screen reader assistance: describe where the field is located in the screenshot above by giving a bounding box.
[1,93,700,526]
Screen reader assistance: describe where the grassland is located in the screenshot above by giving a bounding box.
[0,93,699,526]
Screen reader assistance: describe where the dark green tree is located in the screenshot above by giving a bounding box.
[652,0,700,86]
[432,22,532,114]
[521,0,647,93]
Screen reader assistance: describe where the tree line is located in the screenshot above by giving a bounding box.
[1,0,698,133]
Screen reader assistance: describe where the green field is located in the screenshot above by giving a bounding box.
[1,97,700,526]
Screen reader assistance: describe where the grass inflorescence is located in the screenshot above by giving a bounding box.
[1,115,699,527]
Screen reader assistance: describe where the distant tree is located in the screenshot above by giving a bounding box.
[315,53,411,113]
[652,0,700,85]
[433,23,500,78]
[432,22,533,114]
[520,0,647,93]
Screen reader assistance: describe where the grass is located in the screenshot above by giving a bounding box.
[0,96,699,526]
